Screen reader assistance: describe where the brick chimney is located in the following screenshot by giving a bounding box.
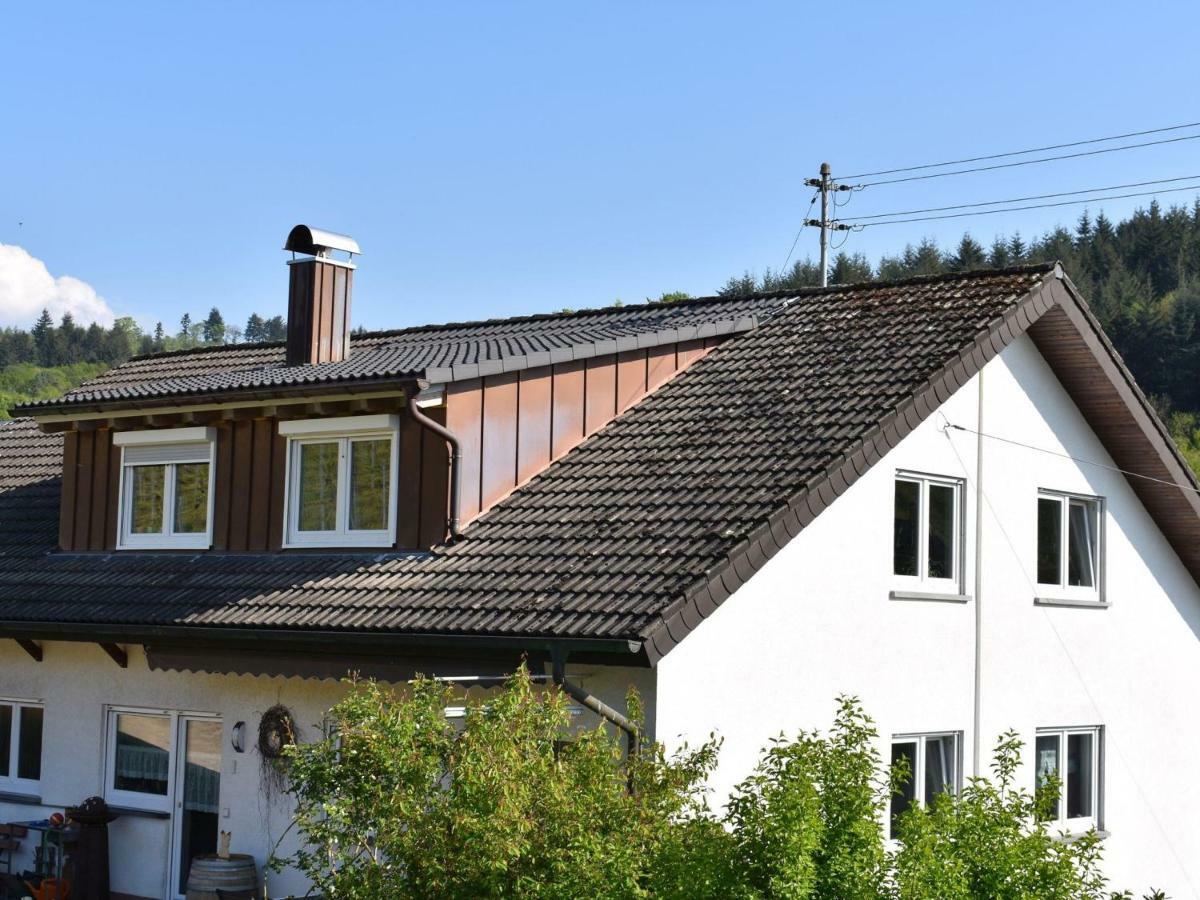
[283,224,361,366]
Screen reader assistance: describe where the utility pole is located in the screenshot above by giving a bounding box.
[804,162,854,288]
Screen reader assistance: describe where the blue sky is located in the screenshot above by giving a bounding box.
[2,1,1199,334]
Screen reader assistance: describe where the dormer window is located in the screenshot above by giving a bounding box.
[280,415,398,548]
[114,428,216,550]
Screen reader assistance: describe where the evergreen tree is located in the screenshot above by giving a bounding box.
[202,307,226,344]
[949,235,986,272]
[32,309,55,366]
[245,313,266,342]
[263,315,287,341]
[179,313,192,339]
[153,322,165,351]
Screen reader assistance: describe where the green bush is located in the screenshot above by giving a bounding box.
[273,671,1158,899]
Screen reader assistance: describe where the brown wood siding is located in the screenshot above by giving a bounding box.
[58,431,78,551]
[88,432,110,551]
[58,428,120,552]
[213,418,287,552]
[73,430,94,550]
[446,337,721,528]
[211,423,234,551]
[286,259,353,366]
[396,415,424,549]
[417,406,451,548]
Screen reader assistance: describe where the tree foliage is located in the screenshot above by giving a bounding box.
[273,674,1155,899]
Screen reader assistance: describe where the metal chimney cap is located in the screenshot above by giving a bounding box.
[284,225,362,257]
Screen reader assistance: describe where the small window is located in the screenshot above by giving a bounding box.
[105,709,172,812]
[1037,492,1102,601]
[0,699,44,793]
[890,732,960,837]
[115,428,215,550]
[281,415,398,547]
[1036,726,1101,831]
[894,474,963,592]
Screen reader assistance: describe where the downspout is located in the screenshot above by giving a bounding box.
[972,368,985,778]
[551,646,641,760]
[406,386,463,540]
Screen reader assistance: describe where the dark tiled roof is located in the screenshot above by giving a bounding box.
[0,266,1068,652]
[17,294,776,414]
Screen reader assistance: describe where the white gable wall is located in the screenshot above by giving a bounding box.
[654,333,1200,895]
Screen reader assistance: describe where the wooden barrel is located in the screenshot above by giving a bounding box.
[185,853,259,900]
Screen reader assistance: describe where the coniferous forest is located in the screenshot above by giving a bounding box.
[4,199,1200,470]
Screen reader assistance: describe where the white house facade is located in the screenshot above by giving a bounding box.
[656,333,1200,894]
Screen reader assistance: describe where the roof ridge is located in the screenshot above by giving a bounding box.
[118,294,774,367]
[113,263,1057,367]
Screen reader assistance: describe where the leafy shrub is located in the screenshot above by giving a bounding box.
[274,672,1156,899]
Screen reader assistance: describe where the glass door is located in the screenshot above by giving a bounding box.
[170,716,222,898]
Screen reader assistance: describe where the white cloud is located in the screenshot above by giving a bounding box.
[0,244,115,328]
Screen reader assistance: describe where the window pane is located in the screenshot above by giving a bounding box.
[0,705,10,777]
[894,480,919,577]
[1035,734,1061,821]
[17,706,42,781]
[298,442,339,532]
[1066,732,1094,819]
[1037,498,1062,585]
[349,439,391,531]
[923,735,956,804]
[1067,500,1098,588]
[890,741,917,833]
[129,465,166,534]
[114,713,170,796]
[927,484,955,580]
[173,462,210,534]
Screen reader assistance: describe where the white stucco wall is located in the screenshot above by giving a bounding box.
[654,334,1200,896]
[0,641,651,899]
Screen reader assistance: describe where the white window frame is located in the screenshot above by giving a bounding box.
[893,472,964,595]
[103,706,174,813]
[281,414,399,548]
[115,427,216,551]
[102,705,221,816]
[1035,725,1103,833]
[1036,490,1104,604]
[0,697,43,794]
[889,731,962,837]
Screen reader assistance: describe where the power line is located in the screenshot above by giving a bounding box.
[943,421,1200,496]
[778,190,820,274]
[848,182,1200,228]
[851,132,1200,188]
[841,119,1200,180]
[839,174,1200,222]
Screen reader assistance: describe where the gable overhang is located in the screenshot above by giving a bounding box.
[638,265,1200,664]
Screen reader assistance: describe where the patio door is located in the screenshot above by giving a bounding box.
[168,716,222,898]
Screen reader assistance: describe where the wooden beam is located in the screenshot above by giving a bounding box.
[15,639,42,662]
[99,642,128,668]
[38,421,76,434]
